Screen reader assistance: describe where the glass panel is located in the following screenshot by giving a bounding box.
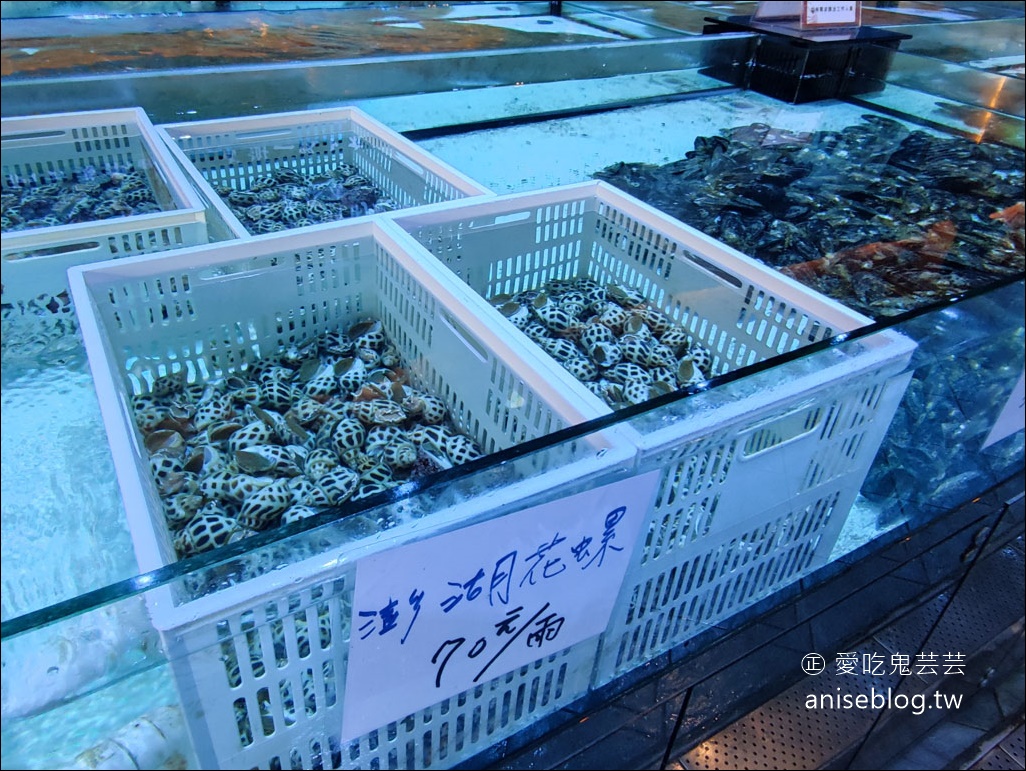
[1,595,186,770]
[2,5,1023,769]
[861,280,1025,528]
[1,331,138,618]
[4,289,1022,767]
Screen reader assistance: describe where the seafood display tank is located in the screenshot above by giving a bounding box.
[1,3,1024,770]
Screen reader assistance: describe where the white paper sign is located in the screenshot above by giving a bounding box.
[803,1,861,27]
[982,369,1025,449]
[341,471,659,742]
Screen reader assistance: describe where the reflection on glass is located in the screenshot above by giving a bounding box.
[1,4,1023,769]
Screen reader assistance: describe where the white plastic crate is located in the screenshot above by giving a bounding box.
[596,361,913,682]
[1,108,209,332]
[389,180,918,681]
[67,219,634,770]
[158,106,492,239]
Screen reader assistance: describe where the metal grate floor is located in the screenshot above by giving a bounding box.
[679,640,902,770]
[675,531,1026,771]
[970,722,1026,770]
[1005,725,1026,765]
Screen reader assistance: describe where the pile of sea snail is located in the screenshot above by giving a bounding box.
[214,164,399,235]
[490,277,714,408]
[134,318,484,559]
[1,165,162,232]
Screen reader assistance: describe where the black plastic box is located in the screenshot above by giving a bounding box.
[702,16,911,104]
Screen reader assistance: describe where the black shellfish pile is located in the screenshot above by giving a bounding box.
[133,318,484,560]
[489,276,714,408]
[861,285,1025,528]
[595,115,1025,318]
[1,165,162,232]
[213,164,399,235]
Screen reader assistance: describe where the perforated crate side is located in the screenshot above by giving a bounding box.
[637,338,914,529]
[595,485,842,686]
[163,569,353,769]
[1,108,208,316]
[587,193,850,374]
[2,108,189,212]
[592,364,915,685]
[158,107,491,239]
[376,252,555,456]
[2,212,208,306]
[164,561,597,770]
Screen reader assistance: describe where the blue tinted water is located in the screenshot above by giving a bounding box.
[1,330,137,620]
[0,322,177,765]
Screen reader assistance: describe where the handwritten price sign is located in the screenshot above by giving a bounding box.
[341,471,659,741]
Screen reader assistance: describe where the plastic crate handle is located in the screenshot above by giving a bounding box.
[705,399,831,518]
[3,239,105,262]
[233,128,297,142]
[439,309,489,364]
[737,399,823,460]
[391,153,425,179]
[467,210,534,231]
[2,128,70,146]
